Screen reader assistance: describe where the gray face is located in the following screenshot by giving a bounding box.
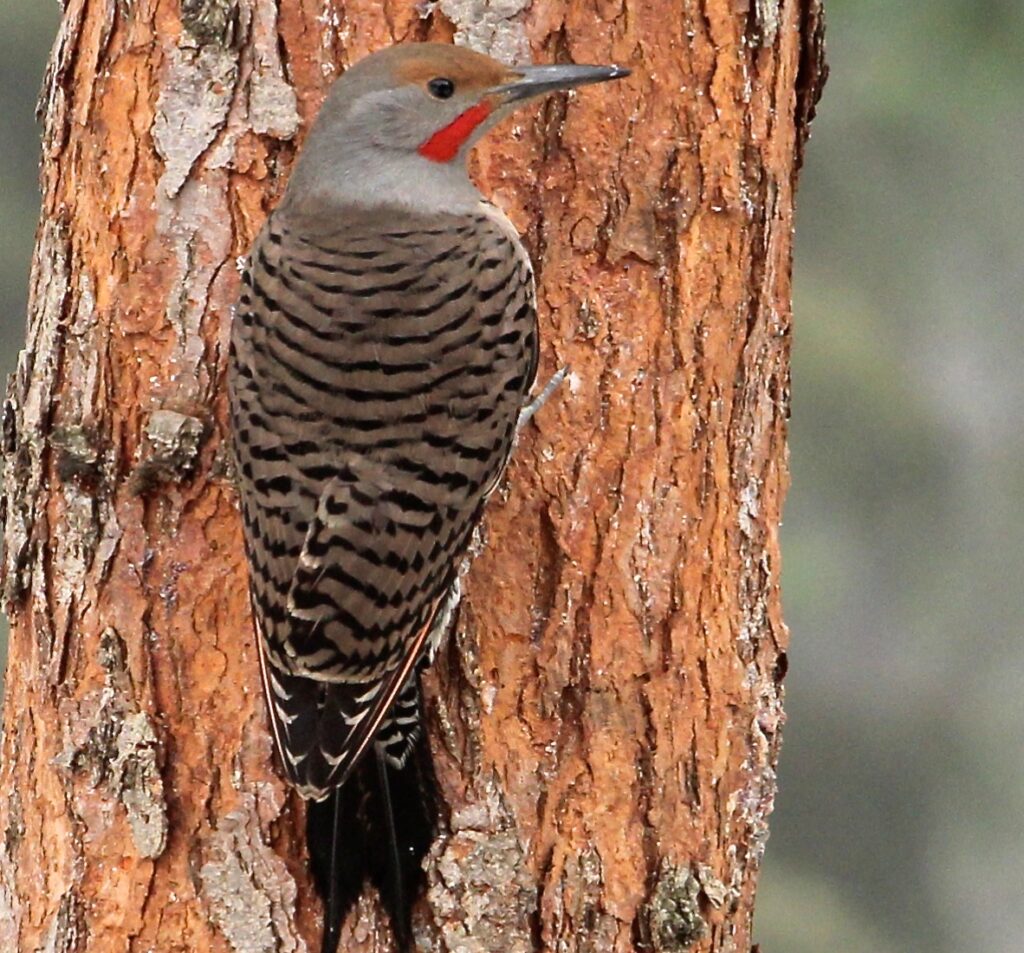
[279,43,629,213]
[305,44,513,161]
[342,83,488,155]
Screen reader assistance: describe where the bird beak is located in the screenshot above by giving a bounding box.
[491,63,631,103]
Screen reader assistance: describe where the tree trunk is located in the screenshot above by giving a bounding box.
[0,2,825,951]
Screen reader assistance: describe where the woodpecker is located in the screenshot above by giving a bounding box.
[228,42,628,953]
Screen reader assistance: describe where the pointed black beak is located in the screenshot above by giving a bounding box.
[494,63,631,103]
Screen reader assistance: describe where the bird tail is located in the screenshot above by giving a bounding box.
[306,783,360,953]
[305,699,440,953]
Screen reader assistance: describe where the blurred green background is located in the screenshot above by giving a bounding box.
[2,3,1022,952]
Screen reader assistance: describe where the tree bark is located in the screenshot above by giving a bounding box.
[0,2,825,951]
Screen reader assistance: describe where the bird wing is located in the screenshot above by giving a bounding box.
[255,466,470,797]
[230,202,538,793]
[256,593,444,798]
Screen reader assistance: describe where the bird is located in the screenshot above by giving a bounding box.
[227,41,628,953]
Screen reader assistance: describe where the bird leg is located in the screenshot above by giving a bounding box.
[518,365,569,431]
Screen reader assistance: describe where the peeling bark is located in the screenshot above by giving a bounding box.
[0,2,825,952]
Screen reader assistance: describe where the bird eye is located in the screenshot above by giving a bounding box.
[427,77,456,100]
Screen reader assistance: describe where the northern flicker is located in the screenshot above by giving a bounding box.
[228,42,628,953]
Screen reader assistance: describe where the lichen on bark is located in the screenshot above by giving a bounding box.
[181,0,239,48]
[644,863,707,952]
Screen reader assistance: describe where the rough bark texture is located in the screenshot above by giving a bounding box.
[0,2,825,952]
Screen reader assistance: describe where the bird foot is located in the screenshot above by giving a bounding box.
[517,365,569,431]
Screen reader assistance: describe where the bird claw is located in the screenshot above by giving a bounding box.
[518,365,569,431]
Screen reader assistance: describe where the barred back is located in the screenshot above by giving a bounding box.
[228,200,537,797]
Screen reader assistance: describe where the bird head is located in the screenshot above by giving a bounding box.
[340,42,629,162]
[283,43,629,212]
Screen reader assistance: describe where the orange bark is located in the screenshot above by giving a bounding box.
[0,2,825,951]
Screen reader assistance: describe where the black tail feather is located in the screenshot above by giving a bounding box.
[306,728,440,953]
[374,747,407,944]
[306,780,365,953]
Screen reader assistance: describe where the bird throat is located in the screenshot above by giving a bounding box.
[417,101,493,163]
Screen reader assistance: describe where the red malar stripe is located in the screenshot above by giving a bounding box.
[417,101,493,163]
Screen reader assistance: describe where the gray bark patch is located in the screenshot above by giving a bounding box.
[131,409,207,492]
[247,2,300,140]
[426,781,535,952]
[153,43,238,197]
[56,630,169,861]
[113,713,169,859]
[753,0,781,46]
[198,805,306,953]
[2,218,70,610]
[38,892,85,953]
[438,0,531,65]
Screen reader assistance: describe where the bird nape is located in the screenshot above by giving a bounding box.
[227,40,629,952]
